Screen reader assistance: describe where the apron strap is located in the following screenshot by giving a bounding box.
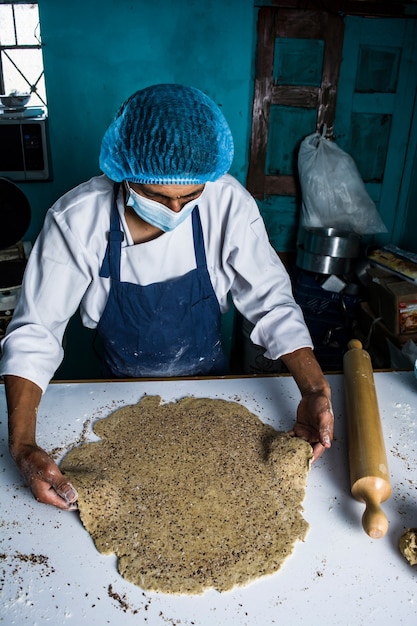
[192,207,207,269]
[99,183,124,279]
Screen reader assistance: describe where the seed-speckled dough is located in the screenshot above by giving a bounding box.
[60,396,312,594]
[399,528,417,566]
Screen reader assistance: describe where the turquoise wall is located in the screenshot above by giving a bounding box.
[21,0,257,242]
[15,0,257,378]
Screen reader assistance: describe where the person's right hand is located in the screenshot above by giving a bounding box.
[12,443,78,510]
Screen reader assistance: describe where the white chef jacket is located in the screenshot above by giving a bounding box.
[0,174,312,391]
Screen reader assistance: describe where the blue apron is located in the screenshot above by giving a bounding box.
[97,183,228,378]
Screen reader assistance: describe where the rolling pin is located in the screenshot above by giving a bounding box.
[343,339,391,539]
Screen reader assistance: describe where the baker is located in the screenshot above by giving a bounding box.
[0,83,333,511]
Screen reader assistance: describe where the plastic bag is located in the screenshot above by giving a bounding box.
[298,131,387,235]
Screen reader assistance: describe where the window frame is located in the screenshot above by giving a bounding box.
[0,0,46,108]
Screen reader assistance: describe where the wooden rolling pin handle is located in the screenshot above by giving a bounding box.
[344,339,392,539]
[352,478,390,538]
[348,338,363,350]
[362,502,389,539]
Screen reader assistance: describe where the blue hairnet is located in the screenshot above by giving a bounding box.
[99,84,234,184]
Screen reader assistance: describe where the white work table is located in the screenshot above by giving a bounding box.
[1,372,416,625]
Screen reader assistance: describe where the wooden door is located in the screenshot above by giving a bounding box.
[247,6,417,253]
[247,7,344,252]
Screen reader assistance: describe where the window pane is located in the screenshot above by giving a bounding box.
[1,49,46,105]
[0,4,16,46]
[14,3,41,46]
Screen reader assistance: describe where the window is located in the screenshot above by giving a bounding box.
[0,1,47,111]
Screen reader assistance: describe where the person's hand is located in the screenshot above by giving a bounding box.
[289,390,334,462]
[280,348,334,462]
[12,443,78,510]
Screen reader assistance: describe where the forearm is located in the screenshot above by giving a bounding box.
[5,375,42,458]
[4,375,78,509]
[280,347,330,397]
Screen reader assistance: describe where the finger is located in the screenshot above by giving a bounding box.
[311,442,326,463]
[34,458,78,504]
[54,479,79,505]
[30,461,78,510]
[320,407,335,436]
[31,477,78,510]
[319,426,332,448]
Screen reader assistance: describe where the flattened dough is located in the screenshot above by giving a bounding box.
[60,396,312,594]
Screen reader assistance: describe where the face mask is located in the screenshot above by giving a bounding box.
[125,183,199,232]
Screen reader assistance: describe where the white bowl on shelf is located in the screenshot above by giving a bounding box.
[0,93,31,109]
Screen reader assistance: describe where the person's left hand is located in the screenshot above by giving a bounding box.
[289,390,334,462]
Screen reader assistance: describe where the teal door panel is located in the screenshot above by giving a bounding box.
[334,16,417,242]
[273,38,324,86]
[355,46,401,93]
[265,105,317,176]
[350,112,391,182]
